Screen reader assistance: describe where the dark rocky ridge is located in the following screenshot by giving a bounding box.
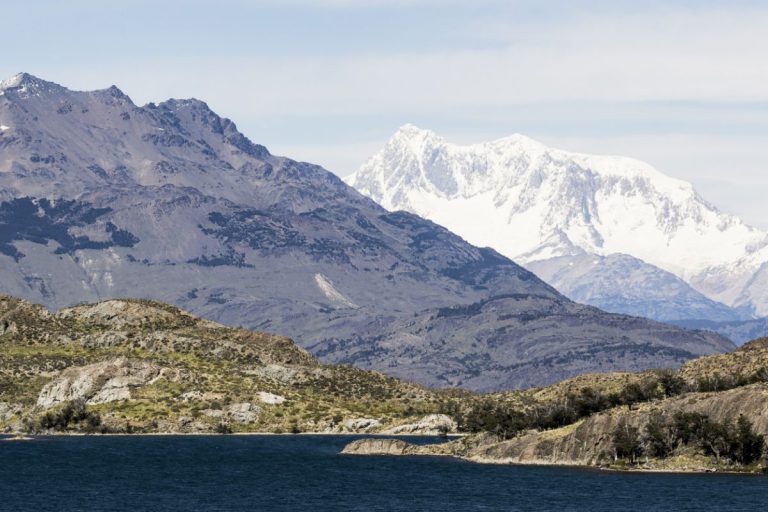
[0,73,734,390]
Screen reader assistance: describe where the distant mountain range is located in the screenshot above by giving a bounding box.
[348,125,768,330]
[0,74,733,390]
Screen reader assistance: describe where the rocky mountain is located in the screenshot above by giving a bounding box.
[0,74,733,391]
[526,253,740,322]
[347,125,768,323]
[670,317,768,346]
[308,294,732,391]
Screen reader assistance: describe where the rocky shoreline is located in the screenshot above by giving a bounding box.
[340,437,764,475]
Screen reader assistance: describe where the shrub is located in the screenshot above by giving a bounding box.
[36,399,102,433]
[644,412,766,465]
[573,387,610,417]
[215,423,233,434]
[462,400,528,439]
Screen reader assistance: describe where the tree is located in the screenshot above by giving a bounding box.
[463,400,527,439]
[644,413,676,458]
[654,369,686,398]
[733,415,764,465]
[573,387,608,417]
[699,420,733,464]
[612,418,643,463]
[672,411,708,446]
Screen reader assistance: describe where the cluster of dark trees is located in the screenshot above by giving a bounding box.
[28,399,104,433]
[613,413,765,466]
[450,367,768,441]
[694,368,768,392]
[450,370,685,440]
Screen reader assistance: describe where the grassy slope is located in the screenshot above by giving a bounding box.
[0,296,454,433]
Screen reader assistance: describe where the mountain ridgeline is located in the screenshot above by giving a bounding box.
[0,73,733,391]
[348,125,768,327]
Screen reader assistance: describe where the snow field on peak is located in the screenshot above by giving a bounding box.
[348,125,768,316]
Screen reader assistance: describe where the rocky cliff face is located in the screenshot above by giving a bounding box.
[348,125,768,323]
[0,74,734,390]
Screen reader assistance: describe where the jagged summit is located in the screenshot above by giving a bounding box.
[0,73,137,107]
[157,97,213,110]
[97,84,133,102]
[0,73,278,201]
[347,126,768,319]
[1,72,38,89]
[369,124,696,191]
[0,72,64,95]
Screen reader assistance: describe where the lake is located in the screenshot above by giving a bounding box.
[1,435,766,511]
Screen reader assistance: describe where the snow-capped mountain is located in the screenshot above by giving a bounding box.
[347,125,768,319]
[0,73,733,390]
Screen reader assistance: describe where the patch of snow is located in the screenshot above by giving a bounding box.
[0,125,9,131]
[0,73,25,90]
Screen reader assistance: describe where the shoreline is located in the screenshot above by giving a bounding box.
[0,432,464,438]
[341,439,766,476]
[461,455,760,476]
[2,433,761,475]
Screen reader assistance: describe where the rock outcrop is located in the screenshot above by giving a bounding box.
[36,357,165,408]
[58,300,189,329]
[204,402,261,424]
[0,402,21,423]
[382,414,457,435]
[342,438,414,456]
[341,418,382,433]
[257,392,286,405]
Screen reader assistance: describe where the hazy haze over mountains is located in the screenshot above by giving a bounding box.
[348,125,768,324]
[0,74,733,390]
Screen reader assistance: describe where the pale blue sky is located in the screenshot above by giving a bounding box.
[3,0,768,227]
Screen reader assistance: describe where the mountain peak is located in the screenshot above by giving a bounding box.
[391,123,439,142]
[394,123,433,137]
[158,97,212,111]
[0,72,63,94]
[492,132,548,154]
[349,125,768,306]
[385,124,445,159]
[102,84,131,100]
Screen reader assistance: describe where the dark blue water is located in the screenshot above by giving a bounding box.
[1,435,766,511]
